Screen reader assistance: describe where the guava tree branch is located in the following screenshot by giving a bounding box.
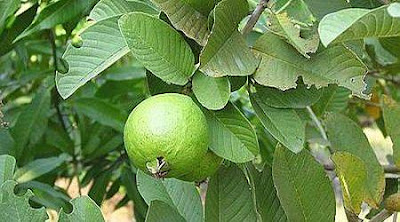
[370,209,393,222]
[242,0,269,35]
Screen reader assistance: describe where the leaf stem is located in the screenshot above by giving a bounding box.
[370,209,393,222]
[241,0,269,35]
[306,106,329,141]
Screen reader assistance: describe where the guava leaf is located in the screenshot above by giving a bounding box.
[192,71,231,110]
[14,154,69,183]
[89,0,158,22]
[269,0,315,26]
[319,4,400,47]
[268,12,319,58]
[136,170,203,222]
[272,144,335,221]
[0,0,19,33]
[383,96,400,168]
[332,152,371,214]
[204,102,259,163]
[149,0,213,45]
[199,0,259,77]
[0,155,16,185]
[146,200,186,222]
[312,85,350,116]
[325,113,385,206]
[0,130,14,155]
[15,0,98,41]
[56,16,130,99]
[58,196,105,222]
[253,32,368,99]
[247,164,287,222]
[11,87,51,159]
[252,83,321,109]
[205,164,258,221]
[250,93,305,153]
[303,0,351,20]
[119,12,195,85]
[0,181,48,222]
[74,97,127,132]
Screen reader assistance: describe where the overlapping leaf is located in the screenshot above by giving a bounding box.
[136,171,203,222]
[325,113,385,206]
[58,196,105,222]
[0,181,48,222]
[312,85,350,116]
[250,92,305,153]
[248,165,287,222]
[192,71,231,110]
[204,103,259,163]
[119,12,195,85]
[253,32,368,99]
[383,96,400,168]
[149,0,213,45]
[205,165,258,222]
[0,155,15,185]
[253,83,321,109]
[319,4,400,47]
[272,145,335,221]
[199,0,259,77]
[15,0,98,41]
[146,200,186,222]
[388,3,400,17]
[332,152,371,213]
[0,0,19,33]
[14,155,69,183]
[89,0,158,21]
[11,87,51,159]
[56,16,130,99]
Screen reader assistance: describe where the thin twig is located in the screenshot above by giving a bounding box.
[370,209,393,222]
[324,163,400,174]
[241,0,269,35]
[368,70,400,86]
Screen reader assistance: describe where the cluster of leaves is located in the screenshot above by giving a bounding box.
[1,0,400,221]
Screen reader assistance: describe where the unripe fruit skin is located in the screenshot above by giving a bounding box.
[385,193,400,212]
[178,150,223,182]
[124,93,209,179]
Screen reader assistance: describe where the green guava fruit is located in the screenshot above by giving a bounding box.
[177,149,223,182]
[385,193,400,212]
[124,93,209,179]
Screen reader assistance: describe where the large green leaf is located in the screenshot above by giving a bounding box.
[248,164,287,222]
[0,155,16,185]
[303,0,351,20]
[272,145,335,221]
[74,97,127,132]
[0,0,19,33]
[325,113,385,206]
[199,0,259,77]
[0,181,48,222]
[0,130,14,155]
[11,87,51,159]
[58,196,105,222]
[15,0,98,41]
[137,170,203,222]
[253,83,321,109]
[319,4,400,47]
[119,12,195,85]
[250,92,305,153]
[268,12,319,58]
[269,0,315,26]
[89,0,158,21]
[253,32,368,99]
[205,164,258,222]
[204,103,259,163]
[332,152,371,214]
[192,71,231,110]
[312,85,350,116]
[149,0,213,45]
[14,155,69,183]
[383,96,400,168]
[146,200,186,222]
[56,16,129,99]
